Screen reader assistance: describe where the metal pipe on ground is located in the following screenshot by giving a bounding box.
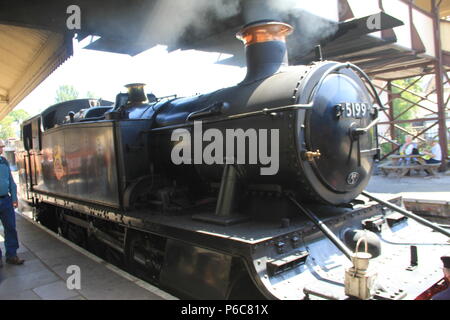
[361,191,450,238]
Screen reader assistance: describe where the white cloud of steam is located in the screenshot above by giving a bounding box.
[243,0,338,22]
[143,0,241,46]
[142,0,339,59]
[269,0,338,22]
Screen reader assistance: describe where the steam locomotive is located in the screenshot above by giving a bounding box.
[16,21,450,300]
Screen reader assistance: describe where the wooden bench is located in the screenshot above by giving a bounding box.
[378,162,440,177]
[388,154,422,166]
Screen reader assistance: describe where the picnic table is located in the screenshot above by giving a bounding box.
[378,154,440,177]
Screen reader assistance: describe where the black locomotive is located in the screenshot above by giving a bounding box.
[16,21,450,300]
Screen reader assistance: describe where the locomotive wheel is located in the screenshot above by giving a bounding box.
[57,218,69,238]
[125,231,157,283]
[105,246,125,268]
[66,224,88,249]
[87,235,107,260]
[35,204,59,232]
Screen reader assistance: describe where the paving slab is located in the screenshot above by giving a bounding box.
[366,171,450,201]
[0,213,178,300]
[32,280,80,300]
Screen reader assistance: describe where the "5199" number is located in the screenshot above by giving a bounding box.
[336,102,372,119]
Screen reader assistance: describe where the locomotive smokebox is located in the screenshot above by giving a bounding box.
[236,20,293,84]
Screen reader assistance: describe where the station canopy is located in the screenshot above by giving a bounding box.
[0,0,449,120]
[0,24,71,119]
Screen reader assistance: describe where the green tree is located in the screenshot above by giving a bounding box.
[0,109,30,140]
[380,77,424,157]
[55,85,79,103]
[9,109,30,122]
[392,77,423,144]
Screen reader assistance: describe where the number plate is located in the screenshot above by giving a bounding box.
[340,102,372,119]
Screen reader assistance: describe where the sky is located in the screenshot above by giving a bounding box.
[15,36,246,117]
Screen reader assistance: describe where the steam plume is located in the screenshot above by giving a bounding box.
[142,0,339,59]
[143,0,241,46]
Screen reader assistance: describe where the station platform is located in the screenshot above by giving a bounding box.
[0,211,178,300]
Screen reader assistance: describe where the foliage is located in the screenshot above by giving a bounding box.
[391,77,424,145]
[380,142,392,157]
[55,85,79,103]
[0,109,30,140]
[55,85,98,102]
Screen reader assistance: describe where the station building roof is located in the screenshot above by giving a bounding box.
[0,24,72,119]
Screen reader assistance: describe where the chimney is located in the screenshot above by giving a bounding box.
[125,83,148,105]
[236,20,293,84]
